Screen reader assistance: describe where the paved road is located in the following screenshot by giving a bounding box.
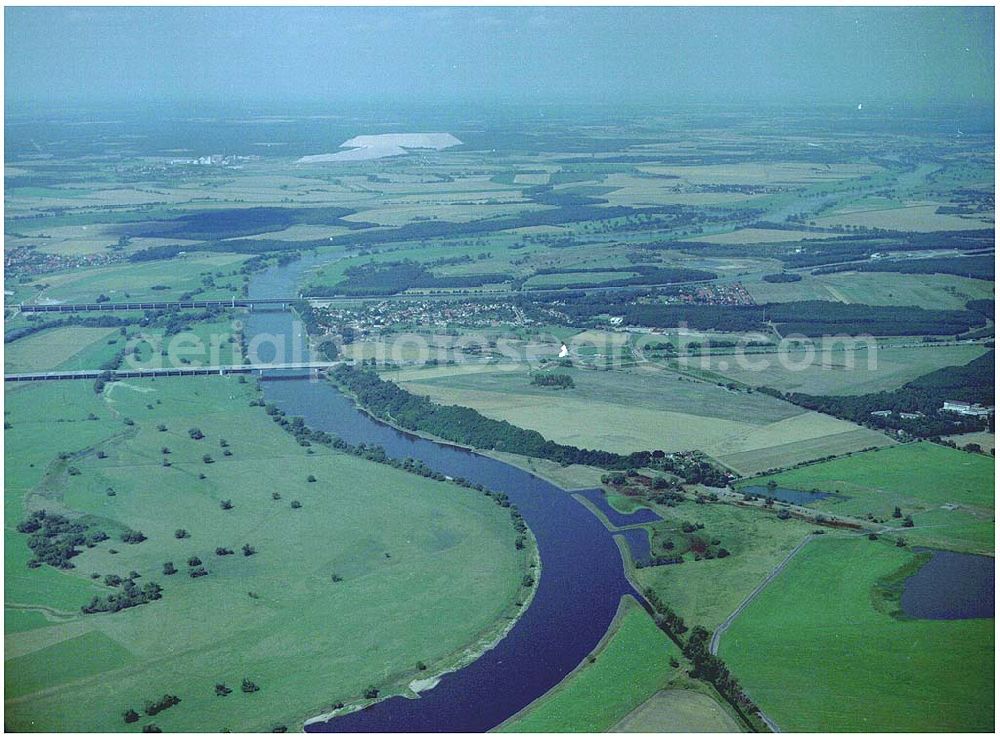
[710,533,819,656]
[707,532,824,734]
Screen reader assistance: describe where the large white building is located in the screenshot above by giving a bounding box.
[942,400,995,417]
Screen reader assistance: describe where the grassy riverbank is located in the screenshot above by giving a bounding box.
[4,376,530,732]
[495,596,681,732]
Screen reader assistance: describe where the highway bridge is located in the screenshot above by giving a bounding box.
[17,297,300,313]
[4,361,342,383]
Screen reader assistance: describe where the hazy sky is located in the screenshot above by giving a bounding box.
[5,6,994,108]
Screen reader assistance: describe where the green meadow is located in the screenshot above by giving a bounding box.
[611,689,744,733]
[635,500,815,631]
[4,376,528,732]
[705,343,987,396]
[4,326,122,373]
[5,316,245,375]
[25,252,249,305]
[720,537,994,732]
[746,271,994,310]
[741,441,995,553]
[496,596,683,732]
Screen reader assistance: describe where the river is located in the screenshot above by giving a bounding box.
[245,252,644,732]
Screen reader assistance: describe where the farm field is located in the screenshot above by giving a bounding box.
[599,175,758,208]
[704,343,988,396]
[523,270,640,288]
[4,376,527,732]
[635,500,815,631]
[712,427,895,476]
[635,161,883,185]
[611,689,744,733]
[339,201,550,227]
[720,537,994,732]
[700,412,894,475]
[495,596,682,732]
[126,318,244,369]
[22,253,249,305]
[740,442,995,553]
[746,271,995,309]
[689,227,837,244]
[396,362,895,471]
[813,202,994,232]
[4,316,245,375]
[4,326,121,373]
[945,431,995,455]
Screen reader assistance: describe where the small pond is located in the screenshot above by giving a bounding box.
[901,550,995,620]
[740,485,847,506]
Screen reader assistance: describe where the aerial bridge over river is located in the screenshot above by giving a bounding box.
[4,361,342,383]
[16,297,303,313]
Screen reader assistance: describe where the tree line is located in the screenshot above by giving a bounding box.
[332,365,730,483]
[760,350,995,436]
[522,292,986,336]
[643,588,763,730]
[306,260,512,297]
[332,365,653,469]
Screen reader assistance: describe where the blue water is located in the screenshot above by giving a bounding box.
[739,485,845,506]
[901,550,995,620]
[616,527,652,564]
[247,256,644,732]
[576,488,661,527]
